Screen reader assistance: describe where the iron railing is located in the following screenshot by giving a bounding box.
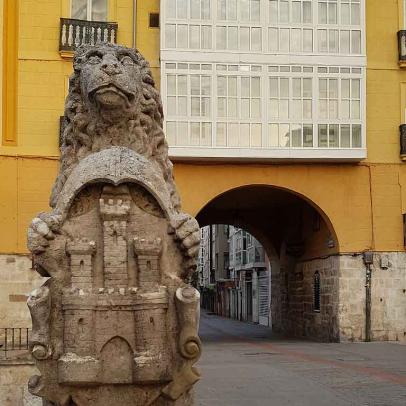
[59,18,118,53]
[0,328,30,358]
[398,30,406,63]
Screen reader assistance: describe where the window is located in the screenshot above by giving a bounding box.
[149,13,160,28]
[313,271,321,312]
[71,0,108,21]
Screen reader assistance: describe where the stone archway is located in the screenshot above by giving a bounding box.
[196,185,340,342]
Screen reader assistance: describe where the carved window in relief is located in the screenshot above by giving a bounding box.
[71,0,108,21]
[313,271,321,312]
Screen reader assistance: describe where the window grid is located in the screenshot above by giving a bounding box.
[163,63,364,149]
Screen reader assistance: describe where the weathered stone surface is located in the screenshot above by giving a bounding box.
[27,43,201,405]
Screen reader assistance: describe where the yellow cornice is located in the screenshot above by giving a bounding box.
[2,0,18,146]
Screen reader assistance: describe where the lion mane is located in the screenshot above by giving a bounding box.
[50,43,180,210]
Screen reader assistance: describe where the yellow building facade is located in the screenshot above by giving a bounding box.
[0,0,405,344]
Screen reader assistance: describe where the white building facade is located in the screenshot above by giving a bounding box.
[160,0,366,161]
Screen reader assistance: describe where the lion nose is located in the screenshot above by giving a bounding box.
[101,61,122,76]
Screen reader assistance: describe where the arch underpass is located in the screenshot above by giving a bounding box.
[196,185,340,342]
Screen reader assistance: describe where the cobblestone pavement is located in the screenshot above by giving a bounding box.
[195,312,406,406]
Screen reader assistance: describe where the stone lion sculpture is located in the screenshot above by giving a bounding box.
[29,43,199,274]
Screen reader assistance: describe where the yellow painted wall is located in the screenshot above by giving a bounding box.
[1,0,406,257]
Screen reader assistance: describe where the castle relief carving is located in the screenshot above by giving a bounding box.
[27,43,201,406]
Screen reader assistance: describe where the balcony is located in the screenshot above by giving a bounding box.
[59,18,118,57]
[398,31,406,67]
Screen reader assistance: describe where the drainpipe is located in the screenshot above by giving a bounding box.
[133,0,137,49]
[363,251,373,342]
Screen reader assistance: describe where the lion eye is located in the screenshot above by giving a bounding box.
[88,55,101,64]
[120,56,134,66]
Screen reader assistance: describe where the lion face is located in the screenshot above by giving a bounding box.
[77,44,141,114]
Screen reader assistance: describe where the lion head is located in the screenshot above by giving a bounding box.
[51,43,179,209]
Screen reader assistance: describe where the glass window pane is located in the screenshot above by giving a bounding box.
[229,77,237,96]
[303,124,313,147]
[280,29,290,52]
[352,124,362,147]
[293,78,301,97]
[217,123,227,146]
[166,24,176,47]
[202,26,212,49]
[341,79,350,98]
[251,0,260,22]
[91,0,107,21]
[166,122,176,145]
[240,124,250,146]
[329,124,339,147]
[201,76,211,95]
[329,30,339,53]
[291,100,302,119]
[280,0,289,23]
[202,122,211,145]
[292,2,301,23]
[269,124,279,146]
[228,26,238,49]
[241,77,250,97]
[280,99,289,118]
[319,99,328,119]
[228,98,238,117]
[269,99,279,119]
[303,1,312,23]
[218,97,226,116]
[351,30,361,54]
[251,28,262,51]
[178,75,187,94]
[280,78,289,97]
[240,27,250,50]
[218,0,226,19]
[202,97,211,116]
[177,122,188,145]
[251,124,262,147]
[178,96,187,115]
[270,78,278,97]
[303,29,313,52]
[202,0,211,19]
[191,0,200,19]
[251,99,261,118]
[218,76,227,96]
[291,29,301,52]
[167,75,176,94]
[340,125,350,147]
[318,124,328,147]
[328,3,337,24]
[269,0,278,23]
[191,97,200,115]
[303,78,312,97]
[229,123,239,146]
[177,25,188,48]
[217,26,227,49]
[241,0,250,21]
[351,100,360,119]
[166,0,176,19]
[229,0,237,19]
[303,99,312,118]
[269,28,278,51]
[341,3,350,25]
[291,124,302,147]
[241,99,250,118]
[319,3,327,24]
[252,77,261,97]
[329,100,338,119]
[340,30,350,53]
[190,25,200,48]
[341,100,350,119]
[329,79,338,98]
[191,123,200,145]
[279,124,290,147]
[319,79,327,98]
[352,79,360,99]
[177,0,187,18]
[167,96,177,115]
[318,30,328,52]
[351,3,360,25]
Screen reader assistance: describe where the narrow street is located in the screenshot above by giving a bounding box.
[196,312,406,406]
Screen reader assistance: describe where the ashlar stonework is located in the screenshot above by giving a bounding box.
[27,43,201,406]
